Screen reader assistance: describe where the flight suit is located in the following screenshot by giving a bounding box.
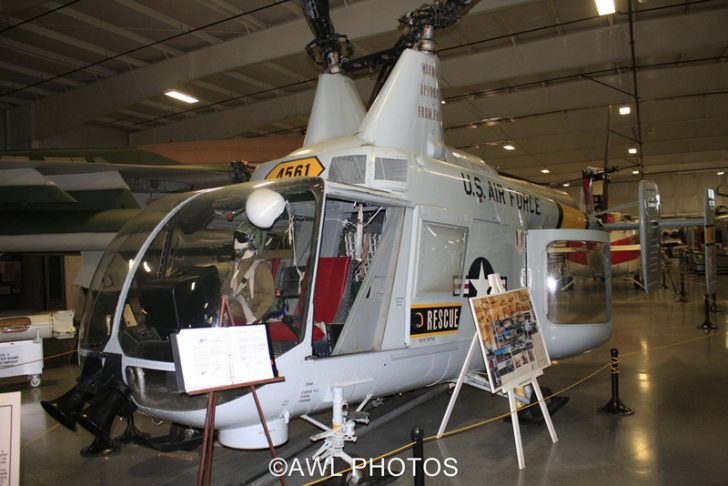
[221,256,275,323]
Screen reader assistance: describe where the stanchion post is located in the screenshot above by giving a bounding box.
[698,294,718,331]
[710,292,719,312]
[678,272,688,303]
[411,426,425,486]
[599,348,634,416]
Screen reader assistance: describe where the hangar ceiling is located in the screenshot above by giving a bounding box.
[1,0,727,186]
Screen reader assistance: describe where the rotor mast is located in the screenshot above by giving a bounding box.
[343,0,471,105]
[302,0,353,73]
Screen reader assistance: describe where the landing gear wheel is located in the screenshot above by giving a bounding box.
[28,375,41,388]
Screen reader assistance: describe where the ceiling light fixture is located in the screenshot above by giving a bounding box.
[541,169,550,174]
[619,106,631,115]
[628,147,638,155]
[503,144,515,151]
[441,100,446,105]
[164,90,199,104]
[595,0,616,15]
[718,171,726,175]
[632,170,640,175]
[562,182,570,187]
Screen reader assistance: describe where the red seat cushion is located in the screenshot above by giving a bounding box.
[313,256,351,324]
[269,257,281,281]
[268,321,298,342]
[267,257,351,344]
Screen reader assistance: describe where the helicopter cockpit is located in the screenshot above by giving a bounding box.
[78,177,405,410]
[80,180,320,357]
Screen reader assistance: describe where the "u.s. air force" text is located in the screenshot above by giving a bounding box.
[461,172,541,215]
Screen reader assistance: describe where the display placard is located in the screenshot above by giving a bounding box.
[171,325,276,394]
[0,392,21,486]
[470,288,550,393]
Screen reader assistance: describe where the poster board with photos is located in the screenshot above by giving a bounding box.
[470,287,550,393]
[0,392,21,486]
[171,324,276,394]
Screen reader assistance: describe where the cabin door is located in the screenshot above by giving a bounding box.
[311,196,405,356]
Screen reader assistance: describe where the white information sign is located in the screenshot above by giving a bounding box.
[0,392,21,486]
[171,325,275,394]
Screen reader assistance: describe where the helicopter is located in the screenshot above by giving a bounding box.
[41,0,620,475]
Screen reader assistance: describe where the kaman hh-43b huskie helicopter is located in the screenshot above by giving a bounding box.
[42,0,629,471]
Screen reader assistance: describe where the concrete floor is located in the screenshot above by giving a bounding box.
[3,270,727,485]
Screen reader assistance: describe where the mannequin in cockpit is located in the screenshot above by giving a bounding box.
[221,222,275,323]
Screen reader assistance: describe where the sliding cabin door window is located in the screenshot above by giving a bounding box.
[415,222,468,296]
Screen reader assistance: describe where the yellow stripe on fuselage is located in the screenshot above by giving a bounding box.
[558,204,588,229]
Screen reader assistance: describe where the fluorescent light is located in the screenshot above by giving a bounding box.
[441,100,446,104]
[503,144,516,151]
[541,169,550,174]
[164,90,199,104]
[718,171,726,175]
[595,0,616,15]
[628,147,638,155]
[619,105,631,115]
[563,182,570,187]
[632,170,640,175]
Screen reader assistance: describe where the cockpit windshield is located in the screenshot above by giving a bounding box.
[79,193,190,353]
[80,180,322,362]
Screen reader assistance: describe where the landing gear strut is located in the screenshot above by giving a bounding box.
[303,388,370,484]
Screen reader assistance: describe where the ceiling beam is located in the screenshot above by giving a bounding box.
[0,38,115,77]
[5,0,533,146]
[6,17,146,68]
[198,0,268,32]
[0,60,83,89]
[46,0,184,58]
[112,0,222,45]
[444,63,728,136]
[130,9,728,144]
[438,9,728,88]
